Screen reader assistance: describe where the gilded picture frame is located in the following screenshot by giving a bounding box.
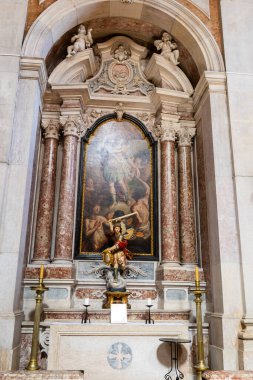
[75,114,158,261]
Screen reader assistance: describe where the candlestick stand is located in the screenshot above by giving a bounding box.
[190,280,208,380]
[81,305,90,324]
[145,305,154,324]
[26,277,48,371]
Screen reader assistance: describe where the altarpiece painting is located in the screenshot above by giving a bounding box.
[75,115,158,260]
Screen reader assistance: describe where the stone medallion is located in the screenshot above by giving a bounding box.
[107,342,132,370]
[108,61,133,86]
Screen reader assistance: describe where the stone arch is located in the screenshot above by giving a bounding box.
[22,0,224,75]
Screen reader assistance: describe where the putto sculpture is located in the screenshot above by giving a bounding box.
[113,44,131,62]
[154,32,180,65]
[66,25,93,58]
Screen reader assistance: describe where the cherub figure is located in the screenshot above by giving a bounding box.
[154,32,180,65]
[66,25,93,58]
[114,45,130,62]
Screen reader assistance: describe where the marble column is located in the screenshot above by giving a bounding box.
[177,127,197,263]
[159,125,180,263]
[33,120,60,262]
[54,117,79,262]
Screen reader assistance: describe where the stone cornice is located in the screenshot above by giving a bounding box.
[193,71,227,111]
[20,57,47,94]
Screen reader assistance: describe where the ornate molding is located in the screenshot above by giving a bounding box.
[41,119,60,140]
[177,127,196,146]
[131,112,156,135]
[60,116,84,138]
[88,36,154,96]
[115,103,124,122]
[83,108,110,130]
[153,122,178,142]
[20,57,47,94]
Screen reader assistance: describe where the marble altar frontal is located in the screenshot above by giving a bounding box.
[47,324,190,380]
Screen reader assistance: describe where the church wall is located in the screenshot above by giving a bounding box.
[220,0,253,369]
[193,70,244,369]
[0,0,30,370]
[1,0,253,374]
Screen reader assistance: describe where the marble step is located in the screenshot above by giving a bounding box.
[0,371,84,380]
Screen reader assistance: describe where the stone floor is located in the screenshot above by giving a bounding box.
[0,371,84,380]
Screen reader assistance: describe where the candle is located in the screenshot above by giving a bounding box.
[195,266,199,282]
[147,298,152,306]
[84,298,89,306]
[39,265,44,280]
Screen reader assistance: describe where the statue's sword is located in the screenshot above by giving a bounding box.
[110,212,137,222]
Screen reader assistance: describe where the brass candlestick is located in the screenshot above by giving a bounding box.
[191,268,208,380]
[26,266,48,371]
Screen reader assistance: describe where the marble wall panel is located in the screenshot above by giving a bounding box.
[221,0,253,73]
[0,1,27,55]
[25,266,73,280]
[227,74,253,177]
[235,177,253,316]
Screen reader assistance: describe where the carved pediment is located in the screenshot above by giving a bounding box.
[88,36,155,96]
[48,49,97,85]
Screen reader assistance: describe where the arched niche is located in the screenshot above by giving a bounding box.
[75,114,159,261]
[22,0,224,77]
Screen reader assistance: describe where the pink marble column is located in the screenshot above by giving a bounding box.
[160,127,179,263]
[33,120,60,262]
[178,127,197,263]
[54,117,79,262]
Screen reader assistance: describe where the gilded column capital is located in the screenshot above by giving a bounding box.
[41,119,60,140]
[60,116,83,138]
[177,127,196,147]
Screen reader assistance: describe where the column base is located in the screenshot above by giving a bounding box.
[31,259,51,264]
[52,258,73,265]
[238,318,253,369]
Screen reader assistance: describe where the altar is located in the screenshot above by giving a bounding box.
[47,323,191,380]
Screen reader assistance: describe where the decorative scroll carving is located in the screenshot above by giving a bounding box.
[89,59,153,95]
[67,25,93,58]
[41,119,60,140]
[115,102,124,121]
[177,127,196,146]
[131,112,156,135]
[83,109,109,131]
[153,121,179,142]
[88,37,154,96]
[40,329,50,356]
[154,32,180,65]
[84,263,148,279]
[60,116,85,138]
